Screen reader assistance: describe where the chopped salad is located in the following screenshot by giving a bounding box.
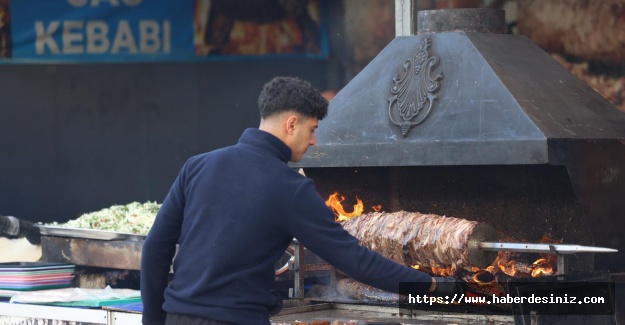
[51,201,161,235]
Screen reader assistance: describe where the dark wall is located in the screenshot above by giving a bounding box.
[0,59,335,223]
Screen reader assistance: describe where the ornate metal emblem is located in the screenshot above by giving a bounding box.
[388,37,444,136]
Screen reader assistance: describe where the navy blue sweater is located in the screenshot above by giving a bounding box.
[140,128,432,325]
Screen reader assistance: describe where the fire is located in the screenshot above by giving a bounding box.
[411,264,456,276]
[471,270,496,284]
[483,253,555,278]
[430,266,456,276]
[325,192,384,221]
[411,254,555,281]
[531,258,554,277]
[495,255,522,276]
[325,192,365,222]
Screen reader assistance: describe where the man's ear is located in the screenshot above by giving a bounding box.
[285,115,299,135]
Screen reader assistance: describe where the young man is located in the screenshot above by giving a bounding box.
[141,77,458,325]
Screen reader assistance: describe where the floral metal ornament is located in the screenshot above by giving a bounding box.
[388,37,444,136]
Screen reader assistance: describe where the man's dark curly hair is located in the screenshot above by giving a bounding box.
[258,77,328,120]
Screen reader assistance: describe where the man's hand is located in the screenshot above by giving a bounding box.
[429,276,464,297]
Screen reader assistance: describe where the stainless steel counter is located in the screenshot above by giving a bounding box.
[271,302,515,324]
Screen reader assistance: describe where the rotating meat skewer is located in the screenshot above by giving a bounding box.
[287,235,619,299]
[338,212,619,272]
[286,212,619,297]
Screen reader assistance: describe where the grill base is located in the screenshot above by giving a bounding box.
[271,302,515,324]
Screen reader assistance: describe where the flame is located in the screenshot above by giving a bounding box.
[489,254,555,278]
[410,253,555,280]
[431,266,456,276]
[531,258,554,277]
[411,264,456,276]
[498,258,519,277]
[325,192,364,222]
[372,205,382,212]
[472,273,482,283]
[471,270,496,284]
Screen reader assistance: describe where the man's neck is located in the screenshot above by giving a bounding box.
[259,116,289,144]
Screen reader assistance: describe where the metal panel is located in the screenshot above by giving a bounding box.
[549,139,625,272]
[110,311,142,325]
[293,33,548,168]
[293,31,625,168]
[271,302,516,324]
[418,8,505,34]
[467,32,625,140]
[40,236,143,270]
[38,226,146,242]
[0,303,108,323]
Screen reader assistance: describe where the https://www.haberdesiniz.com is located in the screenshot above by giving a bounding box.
[407,293,607,306]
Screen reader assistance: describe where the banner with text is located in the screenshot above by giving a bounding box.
[1,0,327,62]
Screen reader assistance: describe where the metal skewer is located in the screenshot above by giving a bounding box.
[479,242,618,254]
[477,242,618,275]
[466,223,619,274]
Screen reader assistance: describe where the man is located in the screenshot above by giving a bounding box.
[141,77,459,325]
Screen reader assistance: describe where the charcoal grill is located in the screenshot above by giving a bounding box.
[285,6,625,325]
[292,7,625,274]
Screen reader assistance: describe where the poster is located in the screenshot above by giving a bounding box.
[0,0,10,58]
[1,0,327,62]
[194,0,327,58]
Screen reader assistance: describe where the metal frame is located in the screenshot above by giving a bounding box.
[0,303,145,325]
[290,239,335,299]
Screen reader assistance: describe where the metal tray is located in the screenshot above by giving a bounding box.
[37,225,146,242]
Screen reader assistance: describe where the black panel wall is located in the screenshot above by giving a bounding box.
[0,59,334,223]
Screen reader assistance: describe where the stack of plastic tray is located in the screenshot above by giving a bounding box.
[0,262,75,294]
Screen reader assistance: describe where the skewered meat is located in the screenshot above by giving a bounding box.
[336,278,399,303]
[340,211,479,270]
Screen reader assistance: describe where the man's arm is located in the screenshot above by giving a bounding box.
[287,181,433,295]
[141,172,186,325]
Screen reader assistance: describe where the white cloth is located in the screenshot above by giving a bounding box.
[10,286,140,304]
[0,237,41,263]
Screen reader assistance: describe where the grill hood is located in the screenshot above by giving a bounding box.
[292,9,625,168]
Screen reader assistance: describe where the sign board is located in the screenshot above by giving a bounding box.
[0,0,327,62]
